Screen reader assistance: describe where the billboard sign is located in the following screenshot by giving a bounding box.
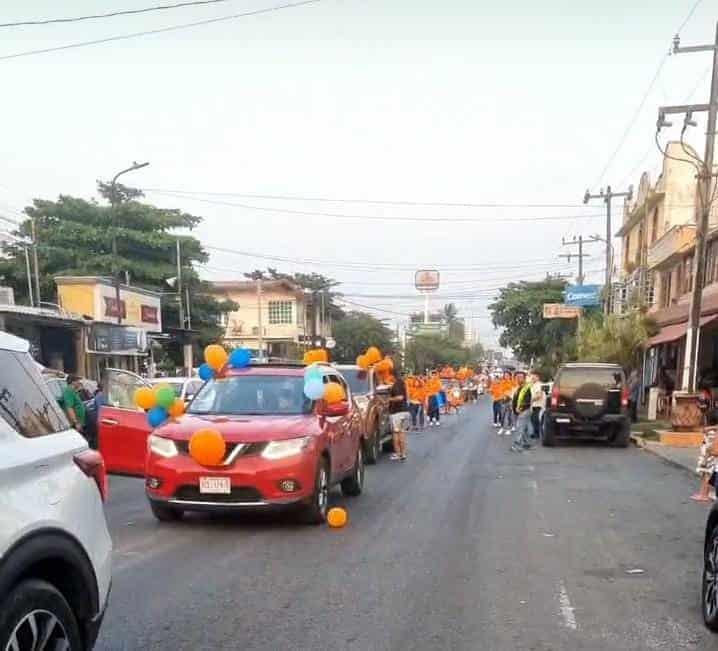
[543,303,583,319]
[564,284,602,307]
[415,269,440,292]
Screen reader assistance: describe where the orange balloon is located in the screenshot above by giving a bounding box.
[365,347,382,365]
[327,507,348,528]
[357,355,370,370]
[168,398,186,418]
[189,429,226,466]
[304,349,328,365]
[324,381,346,404]
[134,386,156,411]
[205,344,228,371]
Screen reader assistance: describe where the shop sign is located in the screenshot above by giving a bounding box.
[564,284,602,307]
[543,303,583,319]
[104,297,127,319]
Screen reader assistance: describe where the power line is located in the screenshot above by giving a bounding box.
[150,192,603,223]
[590,0,705,190]
[143,188,593,210]
[0,0,321,62]
[0,0,236,28]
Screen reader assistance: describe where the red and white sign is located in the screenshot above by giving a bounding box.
[415,270,440,292]
[543,303,582,319]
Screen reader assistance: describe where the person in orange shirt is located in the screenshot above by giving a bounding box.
[490,374,508,428]
[427,372,442,426]
[407,376,425,430]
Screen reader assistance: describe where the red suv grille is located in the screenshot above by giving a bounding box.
[174,441,267,462]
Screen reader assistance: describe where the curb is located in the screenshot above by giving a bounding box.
[631,433,696,477]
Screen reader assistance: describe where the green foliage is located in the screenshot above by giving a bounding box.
[404,334,471,373]
[577,310,658,371]
[332,311,395,363]
[488,278,577,374]
[442,302,465,342]
[0,183,235,365]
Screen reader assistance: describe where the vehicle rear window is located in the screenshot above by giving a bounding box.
[557,368,623,391]
[0,350,70,437]
[340,370,369,396]
[188,375,313,416]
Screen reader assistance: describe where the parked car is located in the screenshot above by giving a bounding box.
[703,506,718,631]
[0,332,112,651]
[333,364,392,463]
[143,362,365,524]
[148,376,203,403]
[541,363,630,447]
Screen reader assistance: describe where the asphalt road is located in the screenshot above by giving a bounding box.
[96,399,715,650]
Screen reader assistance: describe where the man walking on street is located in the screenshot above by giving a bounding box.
[511,373,534,452]
[389,371,411,461]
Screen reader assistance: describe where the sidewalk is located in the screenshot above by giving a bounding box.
[631,433,698,476]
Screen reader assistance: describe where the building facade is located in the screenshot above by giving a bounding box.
[210,280,328,358]
[55,276,162,378]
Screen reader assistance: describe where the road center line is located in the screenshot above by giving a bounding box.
[558,581,578,630]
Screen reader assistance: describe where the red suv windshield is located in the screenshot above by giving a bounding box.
[188,375,313,416]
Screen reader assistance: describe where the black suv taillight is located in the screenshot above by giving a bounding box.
[74,450,108,502]
[551,386,560,408]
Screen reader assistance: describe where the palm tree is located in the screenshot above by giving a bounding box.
[442,303,464,342]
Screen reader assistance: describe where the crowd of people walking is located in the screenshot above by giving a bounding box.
[489,370,546,452]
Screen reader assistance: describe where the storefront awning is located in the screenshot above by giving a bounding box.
[646,315,718,347]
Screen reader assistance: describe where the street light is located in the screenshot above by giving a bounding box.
[110,161,149,324]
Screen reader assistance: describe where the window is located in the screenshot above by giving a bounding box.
[105,369,146,410]
[0,350,69,437]
[707,240,718,286]
[684,256,693,294]
[660,271,672,308]
[189,375,312,415]
[268,300,293,325]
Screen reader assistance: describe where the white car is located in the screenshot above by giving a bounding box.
[0,332,112,651]
[148,376,203,403]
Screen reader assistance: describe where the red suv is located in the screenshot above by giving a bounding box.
[142,363,365,524]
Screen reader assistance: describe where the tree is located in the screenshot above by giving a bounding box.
[332,311,395,363]
[442,302,465,342]
[404,334,471,373]
[0,183,236,363]
[488,278,577,373]
[577,310,658,371]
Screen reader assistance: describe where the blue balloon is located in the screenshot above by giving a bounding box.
[228,347,251,368]
[304,367,322,382]
[304,378,326,401]
[148,406,168,428]
[199,363,215,381]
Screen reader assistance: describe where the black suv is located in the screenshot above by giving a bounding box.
[542,363,630,447]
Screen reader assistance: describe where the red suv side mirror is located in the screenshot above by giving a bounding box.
[319,401,350,417]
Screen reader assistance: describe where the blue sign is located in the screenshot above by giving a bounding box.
[564,284,602,307]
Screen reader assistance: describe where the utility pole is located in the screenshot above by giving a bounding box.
[656,23,718,392]
[175,239,185,330]
[583,185,633,313]
[24,245,34,307]
[256,277,264,358]
[559,236,592,285]
[109,161,149,324]
[30,218,41,306]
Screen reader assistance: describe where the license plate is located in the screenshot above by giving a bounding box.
[556,418,571,423]
[199,477,231,494]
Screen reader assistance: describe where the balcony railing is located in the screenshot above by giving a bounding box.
[647,224,695,270]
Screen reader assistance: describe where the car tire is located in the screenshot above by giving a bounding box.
[610,422,631,448]
[365,428,380,465]
[150,501,183,522]
[341,447,364,497]
[303,458,330,525]
[705,523,718,631]
[541,418,556,447]
[0,579,83,651]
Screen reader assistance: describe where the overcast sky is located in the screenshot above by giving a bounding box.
[0,0,715,347]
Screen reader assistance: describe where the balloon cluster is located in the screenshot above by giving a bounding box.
[198,344,252,381]
[303,365,346,404]
[355,347,394,384]
[455,366,473,382]
[303,348,329,365]
[134,383,186,429]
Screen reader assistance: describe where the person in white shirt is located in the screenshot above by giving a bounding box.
[529,371,546,440]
